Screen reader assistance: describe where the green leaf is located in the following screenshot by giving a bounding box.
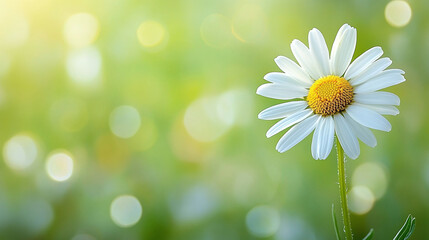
[332,204,342,240]
[393,214,416,240]
[362,228,374,240]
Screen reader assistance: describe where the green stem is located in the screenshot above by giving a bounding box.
[336,137,353,240]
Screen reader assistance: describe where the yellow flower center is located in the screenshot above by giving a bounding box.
[307,75,353,116]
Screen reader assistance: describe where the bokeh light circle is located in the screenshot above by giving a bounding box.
[45,152,74,182]
[183,90,251,142]
[137,21,166,48]
[64,12,99,48]
[246,205,280,238]
[3,134,38,171]
[184,96,229,142]
[110,195,142,227]
[66,47,102,87]
[109,105,141,138]
[352,162,388,199]
[385,0,412,27]
[348,185,375,215]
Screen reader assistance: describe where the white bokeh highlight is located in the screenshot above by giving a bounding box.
[348,185,375,215]
[46,152,74,182]
[109,105,141,138]
[352,162,388,199]
[66,47,102,87]
[3,134,38,171]
[385,0,412,27]
[184,89,252,142]
[110,195,142,228]
[64,12,99,48]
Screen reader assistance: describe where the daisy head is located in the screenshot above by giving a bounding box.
[257,24,405,160]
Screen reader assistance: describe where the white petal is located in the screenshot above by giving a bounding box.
[354,91,400,105]
[356,103,399,116]
[343,112,377,147]
[345,47,383,80]
[311,116,335,160]
[258,101,308,120]
[335,24,350,38]
[291,39,322,80]
[308,28,330,76]
[276,114,320,153]
[330,25,356,76]
[334,114,360,159]
[264,72,309,88]
[349,57,392,85]
[256,83,308,100]
[346,104,392,131]
[266,109,313,138]
[274,56,313,85]
[353,69,405,93]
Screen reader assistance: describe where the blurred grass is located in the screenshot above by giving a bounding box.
[0,0,428,239]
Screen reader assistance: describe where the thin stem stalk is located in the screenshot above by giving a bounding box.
[336,137,353,240]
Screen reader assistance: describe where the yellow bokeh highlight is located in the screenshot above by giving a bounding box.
[137,21,166,48]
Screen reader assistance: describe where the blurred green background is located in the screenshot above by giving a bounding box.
[0,0,427,239]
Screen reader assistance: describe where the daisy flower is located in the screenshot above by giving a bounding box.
[257,24,405,160]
